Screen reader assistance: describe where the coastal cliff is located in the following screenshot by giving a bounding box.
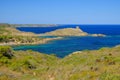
[43,26,106,37]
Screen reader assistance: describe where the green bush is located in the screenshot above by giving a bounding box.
[0,35,13,42]
[0,46,13,59]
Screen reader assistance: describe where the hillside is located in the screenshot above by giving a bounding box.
[0,25,62,45]
[0,46,120,80]
[0,26,36,36]
[0,26,41,45]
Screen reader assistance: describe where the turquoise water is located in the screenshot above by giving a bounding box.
[13,36,120,58]
[15,25,120,57]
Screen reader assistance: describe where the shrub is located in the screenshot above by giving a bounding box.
[0,46,13,59]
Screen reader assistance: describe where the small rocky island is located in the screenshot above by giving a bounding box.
[42,26,106,37]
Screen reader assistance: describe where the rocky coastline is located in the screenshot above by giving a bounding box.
[0,37,63,46]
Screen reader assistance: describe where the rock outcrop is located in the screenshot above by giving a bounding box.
[90,34,106,37]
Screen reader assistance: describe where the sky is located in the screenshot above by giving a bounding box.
[0,0,120,24]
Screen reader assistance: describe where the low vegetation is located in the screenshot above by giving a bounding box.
[0,35,42,44]
[0,46,120,80]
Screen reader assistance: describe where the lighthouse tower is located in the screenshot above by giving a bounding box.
[76,26,83,32]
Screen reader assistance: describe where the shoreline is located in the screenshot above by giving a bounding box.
[0,37,63,46]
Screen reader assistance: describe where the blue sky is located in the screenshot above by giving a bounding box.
[0,0,120,24]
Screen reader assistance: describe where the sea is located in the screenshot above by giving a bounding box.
[13,25,120,58]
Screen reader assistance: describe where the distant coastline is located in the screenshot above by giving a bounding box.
[11,24,59,27]
[0,23,60,27]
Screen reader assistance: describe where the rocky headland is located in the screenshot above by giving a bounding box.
[42,26,106,37]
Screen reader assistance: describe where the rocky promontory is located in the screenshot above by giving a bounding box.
[42,26,106,37]
[43,26,88,36]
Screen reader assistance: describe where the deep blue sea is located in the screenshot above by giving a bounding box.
[17,25,120,35]
[14,25,120,58]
